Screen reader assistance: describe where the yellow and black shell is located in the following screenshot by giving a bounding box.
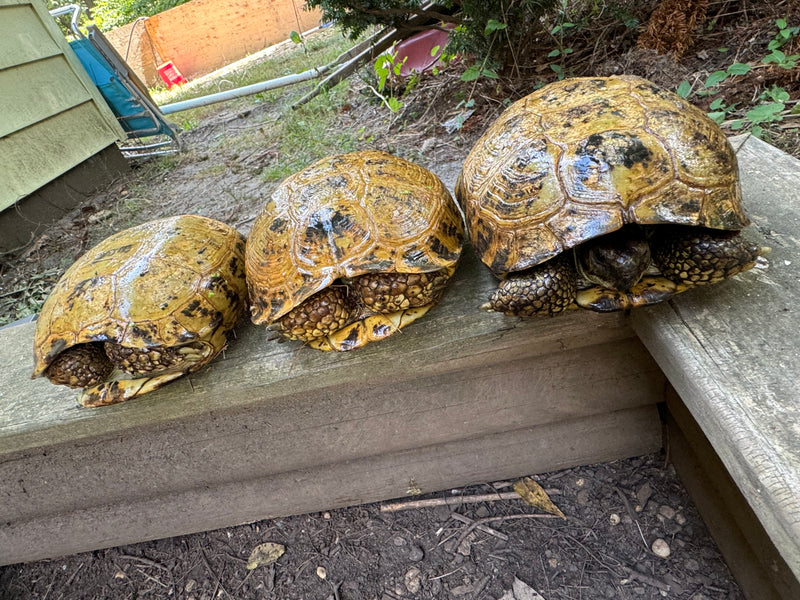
[32,215,247,403]
[456,75,749,275]
[246,150,464,339]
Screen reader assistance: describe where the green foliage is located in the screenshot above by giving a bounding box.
[305,0,558,73]
[91,0,191,31]
[763,18,800,68]
[371,51,407,112]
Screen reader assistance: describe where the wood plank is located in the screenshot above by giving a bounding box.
[0,404,661,565]
[630,135,800,583]
[666,387,800,600]
[0,54,94,138]
[0,101,122,208]
[0,248,664,565]
[0,5,61,70]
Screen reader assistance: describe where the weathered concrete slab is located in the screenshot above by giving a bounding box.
[631,135,800,587]
[0,247,664,565]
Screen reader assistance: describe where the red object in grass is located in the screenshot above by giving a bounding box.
[393,27,453,76]
[157,62,188,88]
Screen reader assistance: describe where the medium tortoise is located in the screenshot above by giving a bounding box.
[455,75,761,316]
[246,150,464,351]
[32,215,248,407]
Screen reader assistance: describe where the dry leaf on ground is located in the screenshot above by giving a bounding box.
[513,477,566,519]
[245,541,285,569]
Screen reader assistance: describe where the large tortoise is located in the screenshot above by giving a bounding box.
[455,75,761,316]
[246,150,464,351]
[32,215,248,407]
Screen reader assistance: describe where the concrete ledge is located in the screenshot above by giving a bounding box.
[631,136,800,594]
[0,249,664,566]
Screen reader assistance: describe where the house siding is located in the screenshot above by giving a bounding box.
[0,0,125,213]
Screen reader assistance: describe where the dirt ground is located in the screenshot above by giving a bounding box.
[0,454,743,600]
[1,1,798,597]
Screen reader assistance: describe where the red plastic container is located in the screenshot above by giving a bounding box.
[157,61,188,88]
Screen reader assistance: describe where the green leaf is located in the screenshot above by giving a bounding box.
[763,50,786,64]
[704,70,728,87]
[484,19,507,36]
[676,81,692,98]
[729,119,745,130]
[289,30,302,44]
[460,64,482,82]
[776,18,787,30]
[718,47,728,52]
[763,86,790,102]
[726,63,751,75]
[550,64,565,80]
[430,45,440,57]
[465,98,475,109]
[746,102,784,124]
[548,49,561,57]
[482,68,499,79]
[751,125,764,139]
[387,97,402,113]
[707,111,726,124]
[709,98,725,110]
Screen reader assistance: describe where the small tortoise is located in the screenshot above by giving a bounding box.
[246,150,464,351]
[32,215,248,407]
[455,75,760,316]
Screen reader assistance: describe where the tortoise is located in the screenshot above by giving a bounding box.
[246,150,464,351]
[32,215,248,407]
[455,75,761,316]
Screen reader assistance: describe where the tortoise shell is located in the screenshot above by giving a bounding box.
[455,75,749,275]
[246,150,464,325]
[32,215,247,378]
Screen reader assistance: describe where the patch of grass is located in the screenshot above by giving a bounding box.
[258,85,359,181]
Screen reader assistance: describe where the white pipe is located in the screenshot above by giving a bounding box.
[159,67,326,114]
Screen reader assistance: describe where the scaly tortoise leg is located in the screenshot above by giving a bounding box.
[650,226,760,287]
[271,285,359,343]
[273,269,455,351]
[42,343,114,388]
[576,227,761,312]
[310,269,455,351]
[482,255,578,317]
[79,334,223,407]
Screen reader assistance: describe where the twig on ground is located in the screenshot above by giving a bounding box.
[118,554,170,572]
[453,513,562,550]
[200,548,231,599]
[622,566,671,592]
[64,562,84,587]
[612,486,638,523]
[135,567,167,588]
[449,512,509,541]
[380,491,520,512]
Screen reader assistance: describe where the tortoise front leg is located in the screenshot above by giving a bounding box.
[483,255,578,317]
[650,226,760,286]
[43,343,113,388]
[79,334,224,407]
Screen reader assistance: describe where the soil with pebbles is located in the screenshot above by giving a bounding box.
[0,454,742,600]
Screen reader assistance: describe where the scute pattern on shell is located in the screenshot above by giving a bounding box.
[33,215,248,376]
[455,75,749,275]
[246,150,464,325]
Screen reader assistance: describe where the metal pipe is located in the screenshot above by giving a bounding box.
[159,68,326,115]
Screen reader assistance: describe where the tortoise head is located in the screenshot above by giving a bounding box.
[575,226,651,291]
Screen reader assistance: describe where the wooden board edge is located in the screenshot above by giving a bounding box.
[0,405,662,566]
[665,389,800,599]
[630,306,800,581]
